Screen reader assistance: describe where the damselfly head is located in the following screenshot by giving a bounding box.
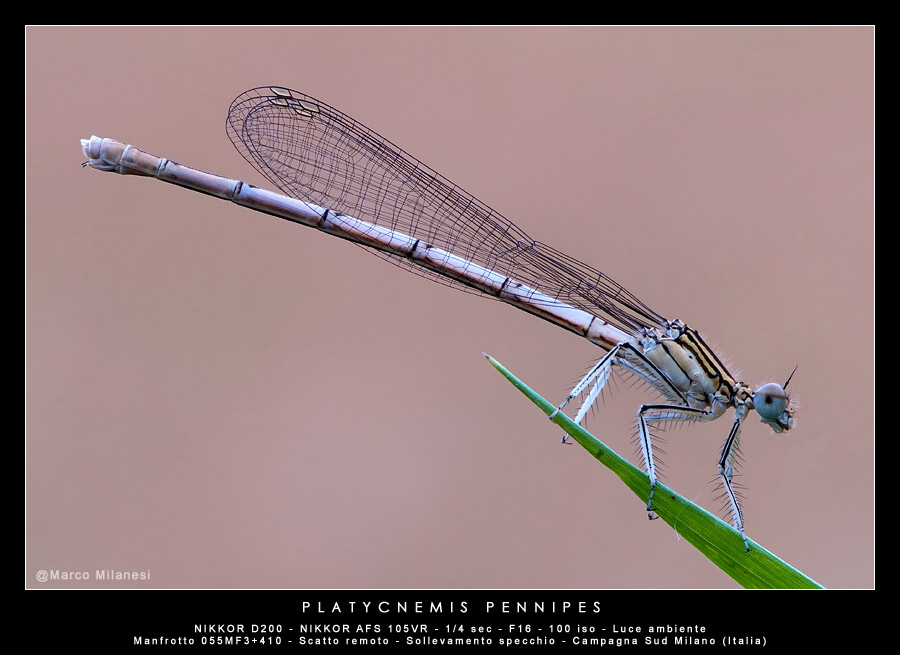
[752,369,797,433]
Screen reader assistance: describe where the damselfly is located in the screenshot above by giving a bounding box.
[81,86,797,551]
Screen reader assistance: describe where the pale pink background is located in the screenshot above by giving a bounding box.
[26,27,873,588]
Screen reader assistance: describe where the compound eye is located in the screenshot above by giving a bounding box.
[753,383,789,421]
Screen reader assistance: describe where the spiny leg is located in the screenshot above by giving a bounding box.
[550,345,620,443]
[637,408,659,518]
[717,406,751,551]
[637,403,717,519]
[570,356,618,430]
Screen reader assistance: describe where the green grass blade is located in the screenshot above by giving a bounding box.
[484,354,823,589]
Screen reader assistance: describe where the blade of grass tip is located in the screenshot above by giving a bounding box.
[483,353,823,589]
